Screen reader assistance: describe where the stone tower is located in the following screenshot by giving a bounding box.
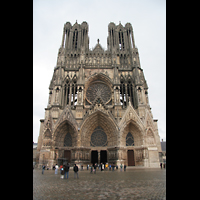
[37,21,162,168]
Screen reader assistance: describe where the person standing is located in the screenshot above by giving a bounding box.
[64,163,69,179]
[102,163,104,171]
[124,164,126,171]
[73,164,79,179]
[160,163,162,169]
[120,164,123,172]
[55,163,58,174]
[94,163,97,174]
[42,164,45,174]
[90,164,93,173]
[60,166,64,179]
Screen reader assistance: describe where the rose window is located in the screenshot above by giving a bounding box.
[86,81,111,104]
[90,126,107,147]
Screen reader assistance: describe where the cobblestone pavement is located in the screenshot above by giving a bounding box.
[33,168,166,200]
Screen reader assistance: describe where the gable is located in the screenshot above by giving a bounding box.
[53,105,78,134]
[119,104,145,131]
[92,43,104,53]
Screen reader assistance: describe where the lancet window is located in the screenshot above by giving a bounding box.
[126,132,134,146]
[64,132,72,147]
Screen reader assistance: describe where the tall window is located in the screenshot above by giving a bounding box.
[73,29,78,50]
[64,133,72,147]
[119,30,124,50]
[126,132,134,146]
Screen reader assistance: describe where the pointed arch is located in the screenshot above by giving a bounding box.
[80,110,118,147]
[120,120,143,147]
[53,120,78,147]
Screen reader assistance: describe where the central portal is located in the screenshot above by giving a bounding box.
[91,150,107,165]
[100,150,107,164]
[91,150,98,165]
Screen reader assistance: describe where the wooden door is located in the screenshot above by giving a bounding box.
[64,150,71,163]
[127,150,135,166]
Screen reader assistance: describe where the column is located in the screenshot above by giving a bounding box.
[98,150,100,164]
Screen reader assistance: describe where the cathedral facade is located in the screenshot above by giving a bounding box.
[37,21,162,168]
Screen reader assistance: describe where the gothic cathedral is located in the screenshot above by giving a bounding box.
[37,21,162,168]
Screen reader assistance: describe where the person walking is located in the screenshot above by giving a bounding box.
[73,164,79,179]
[55,163,58,174]
[64,163,69,179]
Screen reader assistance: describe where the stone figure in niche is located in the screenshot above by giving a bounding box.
[78,91,82,104]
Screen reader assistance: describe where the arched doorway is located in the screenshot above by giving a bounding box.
[91,150,107,165]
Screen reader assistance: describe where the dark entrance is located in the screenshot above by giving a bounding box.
[91,150,98,165]
[127,150,135,166]
[100,150,107,164]
[64,150,71,163]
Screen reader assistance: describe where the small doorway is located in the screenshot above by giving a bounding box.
[91,150,98,165]
[100,150,107,164]
[127,150,135,166]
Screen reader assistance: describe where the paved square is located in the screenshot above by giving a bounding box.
[33,168,166,200]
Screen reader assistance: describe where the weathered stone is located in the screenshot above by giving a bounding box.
[37,21,161,169]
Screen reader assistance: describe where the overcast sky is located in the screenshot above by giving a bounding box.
[33,0,166,143]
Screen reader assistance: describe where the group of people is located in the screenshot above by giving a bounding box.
[88,163,127,173]
[42,163,79,179]
[160,162,166,169]
[41,162,128,178]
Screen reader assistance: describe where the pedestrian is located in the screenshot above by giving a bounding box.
[160,163,162,169]
[120,163,123,172]
[60,165,63,174]
[87,164,89,170]
[90,164,93,173]
[60,166,64,179]
[94,163,97,174]
[42,164,45,174]
[64,163,69,179]
[163,163,165,169]
[112,163,115,171]
[55,163,58,174]
[116,165,118,170]
[102,163,104,171]
[73,164,79,179]
[124,164,126,171]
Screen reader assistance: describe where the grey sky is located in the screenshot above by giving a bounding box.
[33,0,166,143]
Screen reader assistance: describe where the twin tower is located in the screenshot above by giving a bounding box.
[61,21,135,52]
[37,21,162,169]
